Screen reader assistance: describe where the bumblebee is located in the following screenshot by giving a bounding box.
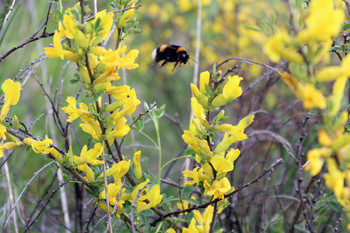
[152,45,190,71]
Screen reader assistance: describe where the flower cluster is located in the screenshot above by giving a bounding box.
[263,0,350,216]
[264,0,344,110]
[182,70,254,226]
[1,2,163,223]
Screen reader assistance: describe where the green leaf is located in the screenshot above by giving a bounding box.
[181,197,199,205]
[134,118,144,131]
[343,23,350,31]
[0,0,12,28]
[181,185,194,198]
[185,147,195,155]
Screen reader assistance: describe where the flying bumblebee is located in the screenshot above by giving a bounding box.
[152,44,190,71]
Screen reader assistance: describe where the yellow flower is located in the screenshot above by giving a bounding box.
[0,141,22,158]
[226,148,240,162]
[100,46,139,70]
[182,130,213,157]
[99,183,126,214]
[325,158,344,198]
[105,160,131,184]
[23,138,53,154]
[304,147,332,176]
[296,84,327,110]
[191,71,210,107]
[212,75,243,107]
[183,167,206,185]
[133,151,142,179]
[63,13,89,48]
[61,97,93,122]
[90,10,114,40]
[183,205,223,233]
[0,79,21,121]
[77,163,95,181]
[264,31,303,64]
[199,71,210,93]
[80,119,102,141]
[191,97,206,122]
[105,117,130,140]
[118,3,136,28]
[74,143,104,165]
[280,72,326,110]
[210,157,234,174]
[204,177,231,200]
[130,180,163,212]
[297,0,344,43]
[0,123,7,140]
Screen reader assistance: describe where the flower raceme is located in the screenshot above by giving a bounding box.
[182,70,253,230]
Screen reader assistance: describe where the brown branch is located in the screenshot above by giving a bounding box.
[0,32,54,62]
[150,158,283,227]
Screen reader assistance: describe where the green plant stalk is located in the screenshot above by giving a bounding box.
[155,117,162,184]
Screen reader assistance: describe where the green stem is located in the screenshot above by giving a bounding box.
[155,118,162,184]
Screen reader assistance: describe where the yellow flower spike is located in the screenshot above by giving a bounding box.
[0,79,21,121]
[222,75,243,101]
[133,151,142,179]
[0,141,22,158]
[79,66,91,84]
[0,124,7,140]
[305,147,332,176]
[104,160,131,184]
[199,71,210,93]
[118,3,136,28]
[210,157,234,174]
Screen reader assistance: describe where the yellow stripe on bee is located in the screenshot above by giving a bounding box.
[176,47,186,53]
[160,45,168,52]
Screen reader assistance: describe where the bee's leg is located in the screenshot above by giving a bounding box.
[161,61,168,67]
[172,61,180,71]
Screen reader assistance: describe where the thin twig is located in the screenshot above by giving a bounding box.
[5,161,56,227]
[151,159,283,227]
[0,0,17,37]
